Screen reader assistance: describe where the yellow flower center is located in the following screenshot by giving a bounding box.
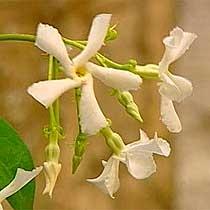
[76,66,87,77]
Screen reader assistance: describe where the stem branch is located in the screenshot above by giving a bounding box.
[0,33,159,79]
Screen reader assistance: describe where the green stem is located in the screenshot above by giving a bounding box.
[0,33,159,79]
[53,59,60,125]
[48,55,57,128]
[0,34,35,42]
[45,55,62,162]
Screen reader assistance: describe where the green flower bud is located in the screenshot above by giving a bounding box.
[72,132,87,174]
[128,59,137,69]
[105,25,118,42]
[118,91,133,106]
[115,90,143,122]
[127,103,143,122]
[100,126,124,155]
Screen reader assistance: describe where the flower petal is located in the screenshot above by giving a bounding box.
[102,160,107,167]
[159,73,181,101]
[27,79,81,108]
[43,161,61,198]
[86,62,142,91]
[139,129,150,143]
[160,95,182,133]
[159,73,192,103]
[125,152,156,179]
[125,129,149,149]
[151,132,171,156]
[87,157,120,198]
[168,73,193,102]
[159,27,197,72]
[124,132,171,157]
[35,23,72,72]
[0,167,42,203]
[79,74,108,135]
[73,14,112,67]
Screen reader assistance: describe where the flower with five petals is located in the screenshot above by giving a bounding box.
[158,27,197,132]
[87,129,170,198]
[28,13,142,136]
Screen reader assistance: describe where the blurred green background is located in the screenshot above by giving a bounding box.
[0,0,209,209]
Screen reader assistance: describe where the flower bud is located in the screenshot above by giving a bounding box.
[105,25,118,42]
[116,91,143,122]
[117,91,133,106]
[127,103,143,122]
[128,59,137,69]
[101,126,124,155]
[72,133,87,174]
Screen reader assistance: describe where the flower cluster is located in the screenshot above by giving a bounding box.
[0,13,197,208]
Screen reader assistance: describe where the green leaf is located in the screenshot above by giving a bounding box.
[0,118,35,210]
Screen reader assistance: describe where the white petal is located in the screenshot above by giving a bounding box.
[102,160,107,167]
[139,129,150,143]
[73,14,112,67]
[160,95,182,133]
[125,129,149,149]
[27,79,81,108]
[86,62,142,91]
[87,157,120,198]
[159,73,192,103]
[123,131,170,179]
[79,74,108,135]
[159,73,181,101]
[0,167,42,203]
[35,23,72,72]
[168,73,193,102]
[159,27,197,72]
[125,133,171,157]
[43,161,61,198]
[125,152,156,179]
[151,133,171,156]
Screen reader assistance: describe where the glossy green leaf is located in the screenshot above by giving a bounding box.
[0,118,35,210]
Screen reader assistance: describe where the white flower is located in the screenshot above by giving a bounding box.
[87,157,120,198]
[28,14,142,136]
[42,161,61,198]
[87,130,170,198]
[0,167,42,210]
[158,27,197,133]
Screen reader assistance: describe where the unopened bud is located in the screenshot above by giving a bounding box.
[100,126,124,155]
[118,91,133,106]
[72,133,87,174]
[105,25,118,42]
[128,59,137,69]
[116,91,143,122]
[127,103,143,122]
